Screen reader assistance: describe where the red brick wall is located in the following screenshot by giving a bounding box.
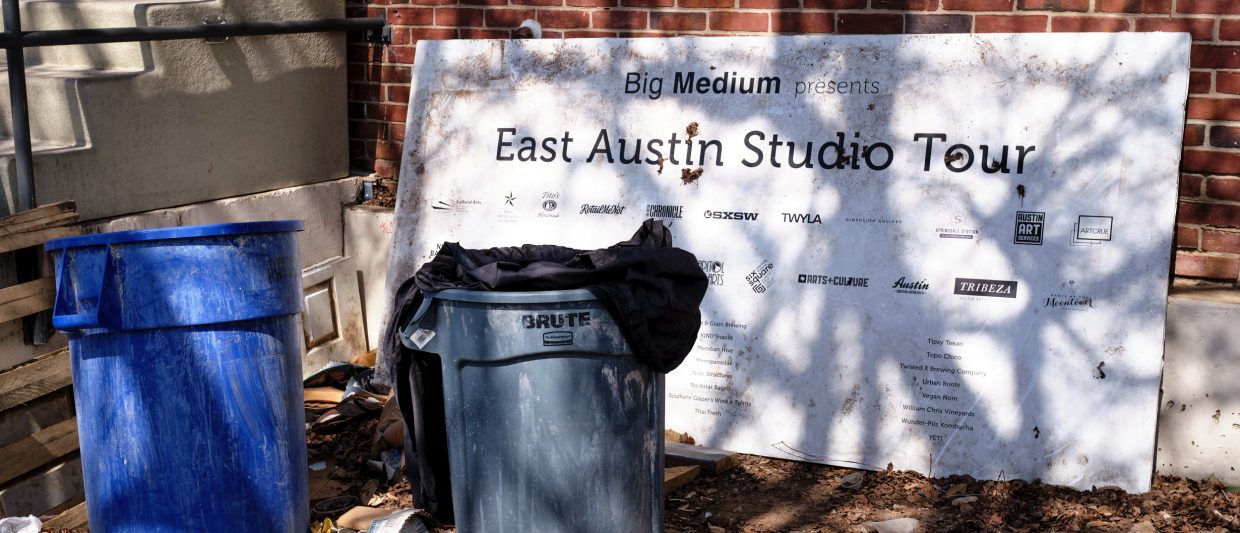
[346,0,1240,283]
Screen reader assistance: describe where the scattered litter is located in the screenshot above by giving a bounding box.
[840,471,865,489]
[860,517,919,533]
[951,495,978,506]
[366,510,428,533]
[0,516,41,533]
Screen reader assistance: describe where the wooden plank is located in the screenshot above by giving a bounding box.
[0,278,54,323]
[0,456,82,517]
[0,226,81,256]
[665,441,739,475]
[0,202,75,229]
[0,348,71,412]
[42,500,88,530]
[0,417,78,486]
[0,212,78,237]
[0,389,73,448]
[663,465,700,496]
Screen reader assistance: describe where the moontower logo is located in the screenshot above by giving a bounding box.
[954,278,1018,298]
[704,210,759,221]
[892,276,929,295]
[798,274,869,287]
[645,204,683,218]
[580,204,625,215]
[699,260,724,286]
[746,260,774,294]
[1043,280,1094,310]
[782,213,823,224]
[1014,211,1045,245]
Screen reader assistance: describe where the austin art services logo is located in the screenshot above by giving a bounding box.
[645,204,684,219]
[1071,215,1113,246]
[1043,280,1095,311]
[746,260,774,294]
[1013,211,1045,245]
[699,260,724,286]
[891,276,929,295]
[580,203,625,215]
[539,192,560,219]
[798,274,869,287]
[954,277,1018,299]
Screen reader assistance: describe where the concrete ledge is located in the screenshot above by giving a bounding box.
[1156,287,1240,485]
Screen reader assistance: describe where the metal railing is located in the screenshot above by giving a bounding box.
[1,0,388,212]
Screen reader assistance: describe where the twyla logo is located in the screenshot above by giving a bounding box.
[521,312,592,328]
[704,210,758,221]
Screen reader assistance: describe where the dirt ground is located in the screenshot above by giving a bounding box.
[308,417,1240,533]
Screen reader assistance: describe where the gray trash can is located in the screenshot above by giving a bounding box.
[400,289,664,533]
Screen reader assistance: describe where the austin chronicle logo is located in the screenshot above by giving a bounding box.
[1014,211,1045,245]
[1072,215,1113,246]
[954,278,1018,298]
[645,204,683,219]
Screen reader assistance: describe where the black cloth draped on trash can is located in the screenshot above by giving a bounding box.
[381,219,707,521]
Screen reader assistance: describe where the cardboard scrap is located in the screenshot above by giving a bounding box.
[304,387,344,405]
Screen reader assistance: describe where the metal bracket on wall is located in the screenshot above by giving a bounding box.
[367,25,392,46]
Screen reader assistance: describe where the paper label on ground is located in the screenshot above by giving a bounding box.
[390,34,1190,492]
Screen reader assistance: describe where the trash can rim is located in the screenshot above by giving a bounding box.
[431,288,598,304]
[45,220,305,251]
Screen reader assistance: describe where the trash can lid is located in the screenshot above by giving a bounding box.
[432,289,598,304]
[46,220,304,251]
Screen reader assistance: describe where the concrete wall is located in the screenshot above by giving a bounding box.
[344,204,396,350]
[93,178,360,269]
[1157,288,1240,485]
[4,0,350,220]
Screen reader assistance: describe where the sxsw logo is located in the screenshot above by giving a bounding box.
[704,210,758,221]
[1013,211,1044,245]
[953,278,1018,299]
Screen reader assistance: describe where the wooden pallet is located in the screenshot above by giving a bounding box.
[0,202,86,526]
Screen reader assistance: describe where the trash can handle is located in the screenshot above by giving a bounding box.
[52,245,115,331]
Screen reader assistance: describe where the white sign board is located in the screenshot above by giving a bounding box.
[390,33,1190,492]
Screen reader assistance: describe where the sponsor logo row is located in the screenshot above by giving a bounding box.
[434,196,1113,247]
[699,259,1094,310]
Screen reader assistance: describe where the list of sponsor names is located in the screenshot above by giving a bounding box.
[898,337,986,442]
[669,321,754,417]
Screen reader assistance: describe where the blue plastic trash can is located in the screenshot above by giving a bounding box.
[47,221,309,533]
[400,289,664,533]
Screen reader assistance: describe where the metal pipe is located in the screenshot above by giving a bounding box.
[1,17,385,48]
[4,0,34,212]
